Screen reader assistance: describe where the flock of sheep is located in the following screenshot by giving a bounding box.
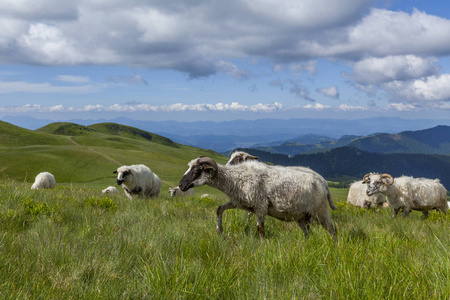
[30,150,448,239]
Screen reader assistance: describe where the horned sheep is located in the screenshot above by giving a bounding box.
[363,173,448,218]
[168,186,194,198]
[179,156,336,238]
[31,172,56,190]
[114,164,161,200]
[347,180,386,209]
[102,186,118,194]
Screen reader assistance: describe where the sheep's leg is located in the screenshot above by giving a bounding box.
[256,215,265,239]
[392,208,400,218]
[422,211,429,218]
[296,221,311,238]
[216,201,237,234]
[296,213,312,238]
[401,207,411,217]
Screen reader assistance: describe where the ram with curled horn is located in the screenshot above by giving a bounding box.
[363,172,447,218]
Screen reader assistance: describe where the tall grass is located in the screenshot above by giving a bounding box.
[0,179,449,299]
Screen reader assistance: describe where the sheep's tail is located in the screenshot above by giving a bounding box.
[327,187,338,210]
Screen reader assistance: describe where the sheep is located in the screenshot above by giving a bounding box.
[347,180,386,209]
[200,194,211,199]
[102,186,118,194]
[168,186,194,198]
[363,173,448,218]
[31,172,56,190]
[226,151,258,165]
[178,156,336,238]
[228,151,337,210]
[114,164,161,200]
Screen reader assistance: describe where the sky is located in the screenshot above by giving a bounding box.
[1,0,450,122]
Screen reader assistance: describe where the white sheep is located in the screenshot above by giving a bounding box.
[179,157,336,238]
[168,186,194,198]
[31,172,56,190]
[347,180,386,209]
[228,151,337,210]
[363,173,448,218]
[102,186,118,194]
[114,164,161,200]
[226,151,258,166]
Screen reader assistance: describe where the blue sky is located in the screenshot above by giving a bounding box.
[1,0,450,121]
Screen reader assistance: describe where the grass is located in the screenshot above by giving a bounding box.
[0,179,449,299]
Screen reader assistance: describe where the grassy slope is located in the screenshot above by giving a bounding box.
[0,121,225,196]
[0,180,449,299]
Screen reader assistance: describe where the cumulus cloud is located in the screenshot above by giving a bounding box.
[383,74,450,102]
[348,55,439,85]
[317,86,339,99]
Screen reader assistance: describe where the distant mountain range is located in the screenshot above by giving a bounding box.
[2,115,450,152]
[253,125,450,156]
[234,146,450,189]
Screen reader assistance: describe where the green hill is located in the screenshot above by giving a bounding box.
[0,121,226,192]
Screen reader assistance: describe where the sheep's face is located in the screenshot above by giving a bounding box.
[226,151,258,166]
[168,187,179,197]
[364,174,393,196]
[179,157,217,191]
[114,169,133,185]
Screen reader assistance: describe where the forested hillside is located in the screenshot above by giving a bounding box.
[235,147,450,189]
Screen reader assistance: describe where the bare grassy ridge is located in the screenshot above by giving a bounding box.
[0,181,449,299]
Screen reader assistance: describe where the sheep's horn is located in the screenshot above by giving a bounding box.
[197,156,218,177]
[362,173,371,183]
[380,173,394,185]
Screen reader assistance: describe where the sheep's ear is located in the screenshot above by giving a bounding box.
[113,171,117,174]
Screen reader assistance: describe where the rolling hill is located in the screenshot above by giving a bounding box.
[253,125,450,156]
[0,121,226,191]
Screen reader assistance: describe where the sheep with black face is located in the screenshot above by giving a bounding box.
[179,156,336,239]
[114,164,161,200]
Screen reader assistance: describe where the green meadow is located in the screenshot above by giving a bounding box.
[0,121,449,299]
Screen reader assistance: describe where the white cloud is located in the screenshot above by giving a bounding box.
[303,103,331,110]
[317,86,339,99]
[383,74,450,102]
[349,55,439,85]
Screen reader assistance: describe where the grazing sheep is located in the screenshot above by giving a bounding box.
[200,194,211,199]
[347,180,386,209]
[363,173,448,218]
[102,186,118,194]
[179,157,336,238]
[31,172,56,190]
[168,186,194,198]
[114,164,161,200]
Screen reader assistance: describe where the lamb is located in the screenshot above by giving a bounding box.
[178,156,336,238]
[114,164,161,200]
[102,186,118,194]
[347,180,386,209]
[363,173,448,218]
[228,151,337,210]
[31,172,56,190]
[168,186,194,198]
